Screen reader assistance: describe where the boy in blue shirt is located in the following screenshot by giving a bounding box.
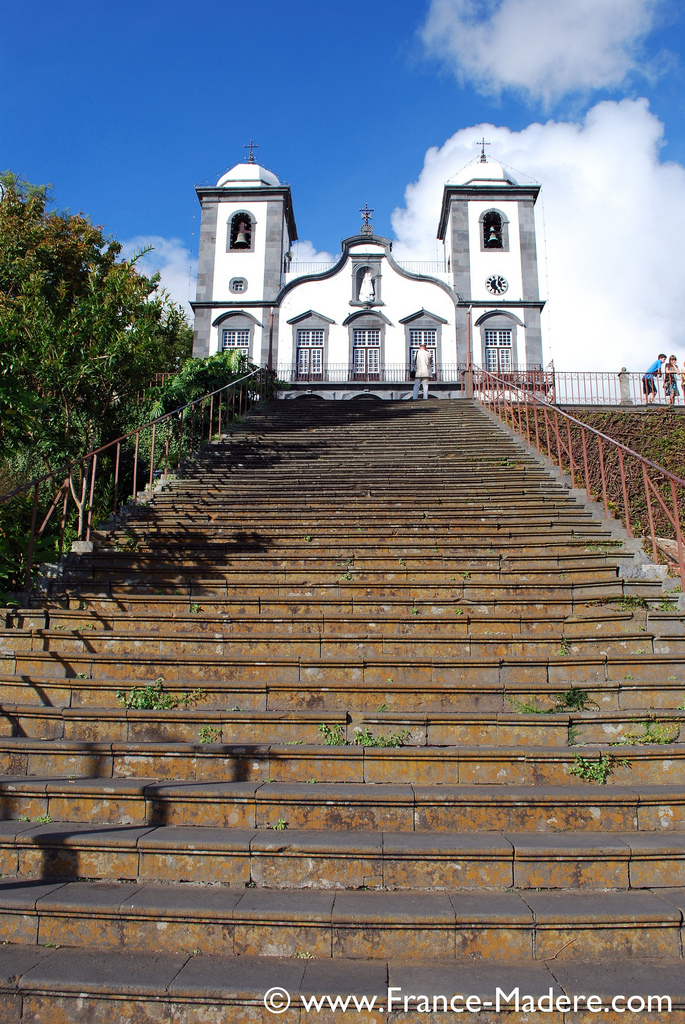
[642,354,666,403]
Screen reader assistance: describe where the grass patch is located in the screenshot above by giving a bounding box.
[117,678,207,711]
[569,754,628,785]
[198,726,222,744]
[507,686,598,715]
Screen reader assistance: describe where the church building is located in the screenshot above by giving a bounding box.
[191,148,545,398]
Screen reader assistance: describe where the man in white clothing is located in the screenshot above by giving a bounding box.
[412,342,432,399]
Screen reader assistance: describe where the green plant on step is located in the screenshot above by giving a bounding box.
[553,686,598,712]
[318,723,346,746]
[74,673,89,679]
[615,718,679,745]
[304,535,312,542]
[272,818,288,831]
[658,598,678,611]
[353,727,410,748]
[558,638,570,656]
[454,607,463,615]
[198,726,222,744]
[378,702,389,712]
[568,753,629,785]
[294,951,314,959]
[506,696,549,715]
[508,687,598,716]
[605,595,648,610]
[33,814,52,824]
[189,603,201,614]
[461,572,471,580]
[286,739,304,746]
[568,725,579,746]
[117,678,207,711]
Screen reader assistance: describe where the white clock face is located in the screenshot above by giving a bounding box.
[486,274,508,295]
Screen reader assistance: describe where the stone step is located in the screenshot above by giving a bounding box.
[2,822,685,891]
[0,736,683,786]
[20,602,642,624]
[0,946,680,1022]
[2,704,682,748]
[44,589,665,617]
[3,777,685,832]
[2,647,679,688]
[4,628,667,660]
[60,558,626,580]
[0,666,681,711]
[0,878,683,961]
[49,578,629,603]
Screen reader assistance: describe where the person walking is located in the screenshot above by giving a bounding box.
[664,355,680,406]
[642,354,666,403]
[412,342,433,400]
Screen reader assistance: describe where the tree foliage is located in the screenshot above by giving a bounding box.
[0,172,193,476]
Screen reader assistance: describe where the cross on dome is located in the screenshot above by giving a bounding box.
[244,139,259,164]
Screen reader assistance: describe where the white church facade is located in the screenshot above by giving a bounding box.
[191,151,545,398]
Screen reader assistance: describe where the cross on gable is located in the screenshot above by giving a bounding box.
[475,137,490,163]
[244,139,258,164]
[359,204,374,227]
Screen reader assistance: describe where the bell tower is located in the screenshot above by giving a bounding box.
[437,151,544,371]
[192,148,297,361]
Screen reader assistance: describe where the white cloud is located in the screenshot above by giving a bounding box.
[120,236,197,318]
[290,239,337,263]
[421,0,662,105]
[391,98,685,372]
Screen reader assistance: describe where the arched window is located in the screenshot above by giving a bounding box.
[476,310,522,371]
[344,311,390,380]
[228,212,254,251]
[213,311,261,358]
[479,209,509,251]
[483,211,502,248]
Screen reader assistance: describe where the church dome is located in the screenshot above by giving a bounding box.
[448,158,517,187]
[217,162,280,187]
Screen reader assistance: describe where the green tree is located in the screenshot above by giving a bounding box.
[0,172,193,477]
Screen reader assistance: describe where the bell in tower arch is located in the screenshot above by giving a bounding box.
[231,214,252,249]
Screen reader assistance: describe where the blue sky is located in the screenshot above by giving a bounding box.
[2,0,685,369]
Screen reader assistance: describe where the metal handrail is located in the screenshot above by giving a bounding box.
[0,367,271,592]
[473,368,685,590]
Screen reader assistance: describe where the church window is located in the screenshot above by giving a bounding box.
[484,328,512,372]
[352,328,381,379]
[409,329,437,375]
[295,329,324,381]
[229,277,247,293]
[222,329,251,356]
[229,213,253,251]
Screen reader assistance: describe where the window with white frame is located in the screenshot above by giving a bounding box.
[409,328,437,375]
[353,329,380,347]
[222,329,251,355]
[296,329,324,378]
[353,328,381,376]
[484,328,512,372]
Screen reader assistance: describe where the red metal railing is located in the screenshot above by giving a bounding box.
[0,368,272,594]
[473,369,685,590]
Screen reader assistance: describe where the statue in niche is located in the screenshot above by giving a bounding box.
[358,269,375,303]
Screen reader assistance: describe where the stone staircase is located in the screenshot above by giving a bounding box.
[0,397,684,1020]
